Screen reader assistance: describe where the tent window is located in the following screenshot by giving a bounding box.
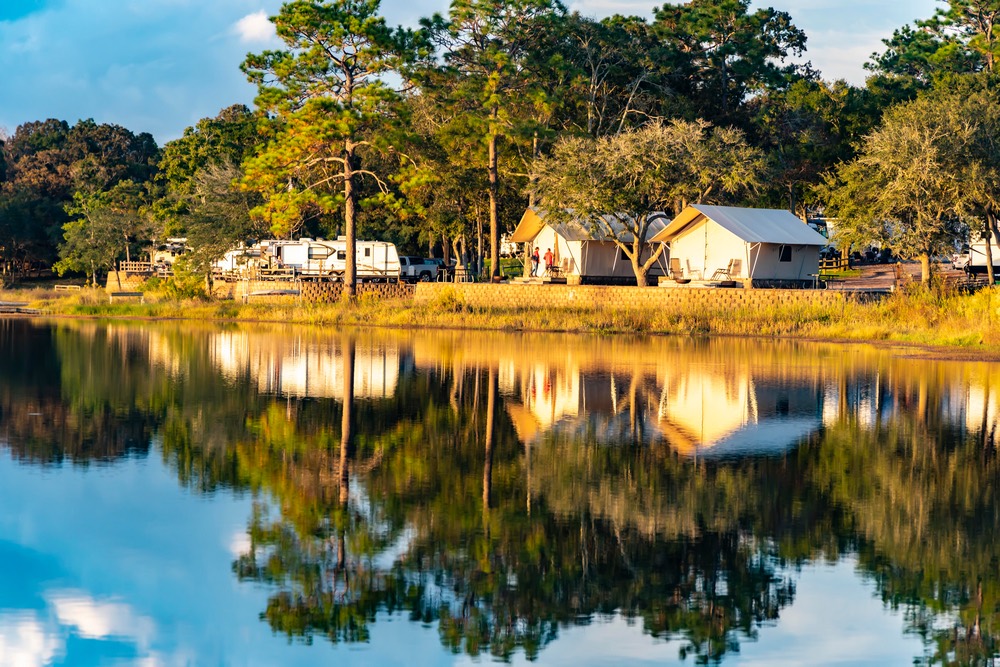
[619,247,628,261]
[778,245,792,262]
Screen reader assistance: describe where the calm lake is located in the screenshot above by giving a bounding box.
[1,318,998,666]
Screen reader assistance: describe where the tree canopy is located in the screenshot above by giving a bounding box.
[6,0,1000,288]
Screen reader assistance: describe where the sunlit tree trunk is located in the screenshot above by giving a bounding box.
[488,125,500,282]
[919,252,931,285]
[985,210,996,285]
[343,141,357,301]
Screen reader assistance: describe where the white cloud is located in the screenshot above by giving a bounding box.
[234,10,275,43]
[228,530,251,558]
[0,612,62,667]
[47,590,156,649]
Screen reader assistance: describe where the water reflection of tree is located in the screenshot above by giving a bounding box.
[8,320,1000,664]
[818,377,1000,666]
[0,321,159,462]
[227,340,1000,664]
[223,352,799,662]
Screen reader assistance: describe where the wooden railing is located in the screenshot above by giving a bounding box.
[119,261,154,273]
[819,257,850,273]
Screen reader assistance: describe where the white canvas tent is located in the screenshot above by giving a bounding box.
[509,208,670,283]
[649,205,828,286]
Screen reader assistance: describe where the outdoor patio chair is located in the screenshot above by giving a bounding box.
[669,258,684,279]
[711,258,741,281]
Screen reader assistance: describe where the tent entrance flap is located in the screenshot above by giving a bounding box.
[748,242,762,281]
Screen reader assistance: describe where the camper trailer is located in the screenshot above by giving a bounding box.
[966,241,1000,277]
[213,245,265,280]
[152,238,191,269]
[262,238,401,282]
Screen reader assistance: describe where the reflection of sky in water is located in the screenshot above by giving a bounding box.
[0,446,927,666]
[479,560,924,667]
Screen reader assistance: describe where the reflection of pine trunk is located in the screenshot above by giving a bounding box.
[525,440,532,515]
[629,374,641,445]
[838,373,848,422]
[982,382,994,458]
[338,335,355,571]
[340,336,355,504]
[483,364,496,513]
[917,376,928,428]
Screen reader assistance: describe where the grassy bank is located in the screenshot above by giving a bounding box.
[4,283,1000,352]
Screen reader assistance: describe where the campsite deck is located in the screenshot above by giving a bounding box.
[658,261,982,293]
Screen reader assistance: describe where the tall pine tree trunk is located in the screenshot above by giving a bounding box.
[343,141,357,301]
[985,210,996,286]
[488,126,500,282]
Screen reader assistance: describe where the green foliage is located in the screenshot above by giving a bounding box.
[652,0,807,126]
[55,179,152,284]
[240,0,416,234]
[143,263,210,299]
[820,92,973,282]
[416,0,565,278]
[154,104,270,252]
[0,119,159,280]
[241,0,418,297]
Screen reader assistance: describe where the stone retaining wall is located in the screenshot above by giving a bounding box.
[231,280,415,303]
[414,282,849,311]
[105,272,415,302]
[106,270,850,311]
[104,272,147,291]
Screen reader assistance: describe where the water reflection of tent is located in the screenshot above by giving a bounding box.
[658,370,822,458]
[505,371,663,445]
[506,403,542,443]
[510,208,669,281]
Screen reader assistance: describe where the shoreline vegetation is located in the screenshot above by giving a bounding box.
[3,282,999,357]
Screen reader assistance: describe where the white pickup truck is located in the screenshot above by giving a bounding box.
[398,256,439,283]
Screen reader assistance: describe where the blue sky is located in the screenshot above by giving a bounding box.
[0,0,938,145]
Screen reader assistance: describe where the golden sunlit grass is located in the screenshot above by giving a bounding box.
[4,282,999,352]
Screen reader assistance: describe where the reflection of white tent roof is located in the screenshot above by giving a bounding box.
[690,416,821,459]
[510,208,670,244]
[658,369,822,457]
[649,205,827,245]
[662,373,751,449]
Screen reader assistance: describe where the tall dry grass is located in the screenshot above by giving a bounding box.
[4,282,999,351]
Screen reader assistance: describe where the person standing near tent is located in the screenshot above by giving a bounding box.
[531,247,540,276]
[543,248,554,275]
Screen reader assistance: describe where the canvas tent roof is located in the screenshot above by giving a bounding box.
[648,205,828,246]
[510,207,669,244]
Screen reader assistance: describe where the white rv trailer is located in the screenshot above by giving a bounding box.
[966,241,1000,277]
[213,245,264,279]
[264,237,401,282]
[152,238,191,267]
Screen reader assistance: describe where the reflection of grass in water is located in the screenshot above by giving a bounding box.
[5,284,1000,351]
